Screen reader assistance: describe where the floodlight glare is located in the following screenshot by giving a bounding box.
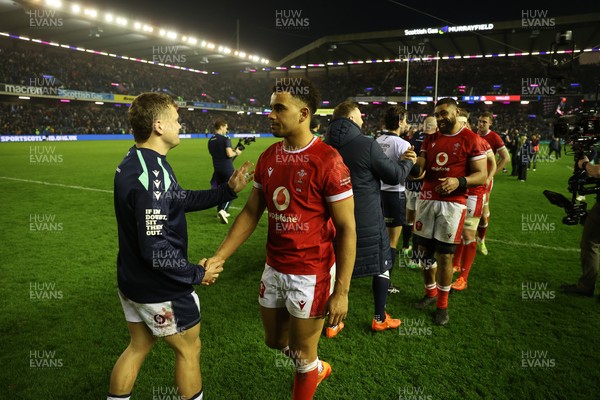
[45,0,62,9]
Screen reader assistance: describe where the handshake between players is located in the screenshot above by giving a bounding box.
[199,160,254,286]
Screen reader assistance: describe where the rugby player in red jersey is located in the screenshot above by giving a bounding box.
[452,138,497,290]
[475,111,511,255]
[206,77,356,399]
[411,98,487,325]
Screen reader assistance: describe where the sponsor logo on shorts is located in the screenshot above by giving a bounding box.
[153,307,174,326]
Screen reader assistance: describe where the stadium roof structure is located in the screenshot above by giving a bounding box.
[278,13,600,68]
[0,0,271,74]
[1,0,599,73]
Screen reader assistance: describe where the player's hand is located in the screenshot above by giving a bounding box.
[201,257,224,286]
[228,161,255,193]
[435,177,459,195]
[401,146,417,164]
[326,291,348,327]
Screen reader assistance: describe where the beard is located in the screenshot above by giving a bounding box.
[437,116,456,134]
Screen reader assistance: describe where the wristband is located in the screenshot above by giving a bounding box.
[457,176,467,188]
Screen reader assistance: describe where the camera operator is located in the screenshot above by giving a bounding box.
[561,156,600,298]
[208,119,242,224]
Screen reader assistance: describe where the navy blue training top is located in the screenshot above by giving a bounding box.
[114,146,237,303]
[208,134,234,174]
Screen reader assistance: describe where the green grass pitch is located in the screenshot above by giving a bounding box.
[1,138,598,399]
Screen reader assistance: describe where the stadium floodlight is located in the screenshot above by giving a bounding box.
[133,22,141,30]
[71,4,81,13]
[188,37,197,45]
[206,43,215,49]
[105,13,114,23]
[84,9,97,18]
[45,0,62,9]
[166,31,177,40]
[239,51,246,58]
[159,29,166,36]
[116,17,127,26]
[143,25,153,33]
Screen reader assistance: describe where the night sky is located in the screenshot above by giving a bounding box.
[93,0,597,61]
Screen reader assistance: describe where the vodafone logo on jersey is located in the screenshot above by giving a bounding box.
[273,186,291,211]
[435,152,449,166]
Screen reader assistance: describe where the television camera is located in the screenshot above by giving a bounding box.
[234,136,256,151]
[543,109,600,225]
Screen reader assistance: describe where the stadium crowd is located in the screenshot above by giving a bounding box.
[0,101,271,135]
[0,35,595,107]
[0,35,593,139]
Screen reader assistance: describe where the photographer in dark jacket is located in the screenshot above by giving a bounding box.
[561,156,600,298]
[324,101,416,335]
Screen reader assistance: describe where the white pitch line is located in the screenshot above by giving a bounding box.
[0,176,581,251]
[0,176,113,193]
[0,176,246,210]
[486,238,579,252]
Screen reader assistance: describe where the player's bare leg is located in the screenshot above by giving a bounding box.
[162,323,202,399]
[404,209,419,268]
[434,252,453,325]
[387,226,403,262]
[260,306,291,350]
[453,228,477,291]
[385,226,402,293]
[289,316,328,399]
[436,253,454,288]
[414,244,438,310]
[109,322,157,397]
[261,306,328,399]
[477,203,490,255]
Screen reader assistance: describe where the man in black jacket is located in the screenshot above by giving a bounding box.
[324,101,416,335]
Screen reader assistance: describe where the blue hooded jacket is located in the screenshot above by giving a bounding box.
[325,118,414,277]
